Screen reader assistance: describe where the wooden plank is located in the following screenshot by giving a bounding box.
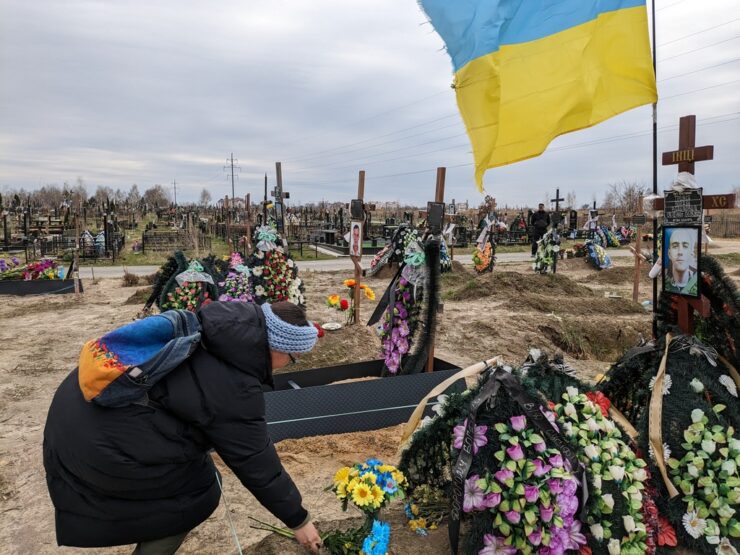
[652,194,735,211]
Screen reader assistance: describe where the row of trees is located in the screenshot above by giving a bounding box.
[0,180,214,212]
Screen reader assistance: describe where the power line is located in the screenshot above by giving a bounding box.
[223,154,241,200]
[661,77,740,99]
[658,18,740,47]
[657,0,688,11]
[659,35,740,62]
[659,58,740,82]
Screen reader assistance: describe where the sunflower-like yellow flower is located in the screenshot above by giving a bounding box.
[351,483,374,507]
[347,477,360,493]
[336,481,348,500]
[377,464,396,474]
[370,485,384,508]
[334,466,351,485]
[391,470,406,486]
[363,286,376,300]
[362,472,377,485]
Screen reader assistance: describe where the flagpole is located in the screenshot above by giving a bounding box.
[651,0,658,338]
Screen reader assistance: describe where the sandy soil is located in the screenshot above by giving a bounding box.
[0,248,737,554]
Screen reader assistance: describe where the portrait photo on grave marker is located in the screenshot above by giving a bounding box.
[662,225,701,298]
[349,222,362,258]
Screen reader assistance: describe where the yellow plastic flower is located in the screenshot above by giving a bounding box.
[351,483,374,507]
[327,294,340,306]
[370,485,384,508]
[363,286,376,301]
[391,470,406,486]
[334,466,351,485]
[336,481,348,500]
[363,472,377,485]
[347,477,360,492]
[378,465,396,474]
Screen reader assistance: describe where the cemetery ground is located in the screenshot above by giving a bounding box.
[1,242,738,554]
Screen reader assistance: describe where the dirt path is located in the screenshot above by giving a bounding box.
[1,251,737,554]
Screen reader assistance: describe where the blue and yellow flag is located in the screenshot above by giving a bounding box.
[420,0,658,191]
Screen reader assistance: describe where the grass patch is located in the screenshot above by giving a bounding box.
[713,252,740,265]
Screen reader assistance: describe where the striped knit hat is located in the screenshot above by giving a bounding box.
[262,303,318,353]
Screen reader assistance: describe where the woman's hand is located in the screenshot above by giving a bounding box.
[294,521,322,553]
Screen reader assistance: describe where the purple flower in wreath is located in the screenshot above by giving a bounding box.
[494,469,514,484]
[533,458,551,477]
[399,277,408,287]
[506,444,524,461]
[504,510,521,524]
[548,454,564,468]
[557,492,579,520]
[396,337,409,355]
[397,320,410,337]
[391,327,401,342]
[479,534,516,555]
[547,478,563,494]
[463,475,486,513]
[453,420,488,454]
[539,505,554,522]
[524,484,540,503]
[532,439,547,453]
[402,290,412,302]
[399,307,408,319]
[509,415,526,431]
[562,478,578,496]
[483,491,501,509]
[527,528,543,546]
[563,520,587,550]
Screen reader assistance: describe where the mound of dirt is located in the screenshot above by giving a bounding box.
[505,294,645,316]
[124,286,153,305]
[443,271,593,301]
[577,265,650,285]
[538,316,650,360]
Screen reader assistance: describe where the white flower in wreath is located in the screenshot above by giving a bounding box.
[690,378,705,393]
[287,259,294,268]
[431,394,449,416]
[722,459,737,475]
[716,537,738,554]
[623,515,637,533]
[648,374,672,395]
[632,468,648,482]
[607,539,621,555]
[648,442,671,463]
[719,375,738,398]
[682,511,707,539]
[254,285,265,296]
[692,408,705,423]
[702,439,717,454]
[252,267,263,276]
[565,386,579,398]
[601,493,615,509]
[564,403,577,418]
[592,474,602,491]
[589,523,604,541]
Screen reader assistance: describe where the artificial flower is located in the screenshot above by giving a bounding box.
[683,511,707,539]
[601,494,615,510]
[608,465,625,482]
[716,537,738,554]
[479,534,516,555]
[607,539,621,555]
[691,408,705,423]
[463,475,487,513]
[690,378,705,393]
[510,415,527,431]
[589,523,604,541]
[719,375,738,397]
[648,373,673,395]
[453,420,488,455]
[506,444,524,461]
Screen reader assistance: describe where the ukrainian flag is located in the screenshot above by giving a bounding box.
[420,0,658,191]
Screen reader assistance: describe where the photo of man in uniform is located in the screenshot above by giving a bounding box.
[663,226,699,297]
[350,223,362,257]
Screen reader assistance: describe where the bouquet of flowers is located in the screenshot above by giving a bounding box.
[533,230,560,274]
[0,256,24,280]
[585,240,612,271]
[250,459,405,555]
[324,459,407,554]
[473,242,494,274]
[440,238,452,273]
[217,252,254,303]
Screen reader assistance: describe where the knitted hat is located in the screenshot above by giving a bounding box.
[262,303,318,353]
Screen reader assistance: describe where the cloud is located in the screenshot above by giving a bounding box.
[0,0,738,207]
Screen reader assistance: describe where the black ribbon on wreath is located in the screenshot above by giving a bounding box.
[448,367,589,555]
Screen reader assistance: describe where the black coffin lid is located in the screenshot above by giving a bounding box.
[264,358,463,442]
[0,279,83,296]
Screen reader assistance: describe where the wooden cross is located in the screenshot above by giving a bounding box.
[661,115,713,174]
[550,188,565,227]
[273,162,290,233]
[660,115,716,334]
[350,171,365,325]
[425,167,446,373]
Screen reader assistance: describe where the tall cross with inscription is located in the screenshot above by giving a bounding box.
[659,115,716,334]
[272,162,290,234]
[661,115,713,173]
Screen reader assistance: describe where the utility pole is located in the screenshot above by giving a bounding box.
[224,153,240,201]
[172,179,177,206]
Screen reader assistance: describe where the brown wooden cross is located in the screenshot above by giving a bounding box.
[660,115,716,334]
[350,171,365,325]
[661,115,713,174]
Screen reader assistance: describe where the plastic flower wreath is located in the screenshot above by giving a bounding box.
[378,276,417,374]
[162,281,211,312]
[473,242,494,274]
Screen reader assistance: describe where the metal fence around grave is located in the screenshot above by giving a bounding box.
[141,230,210,253]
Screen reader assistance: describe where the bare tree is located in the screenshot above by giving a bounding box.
[126,184,141,208]
[94,185,114,207]
[199,188,212,207]
[602,180,648,213]
[142,184,171,210]
[566,190,577,208]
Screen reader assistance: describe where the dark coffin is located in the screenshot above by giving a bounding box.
[264,357,463,442]
[0,279,83,296]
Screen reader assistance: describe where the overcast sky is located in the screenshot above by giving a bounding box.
[0,0,738,207]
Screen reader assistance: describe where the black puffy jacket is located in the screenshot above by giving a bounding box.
[43,302,308,547]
